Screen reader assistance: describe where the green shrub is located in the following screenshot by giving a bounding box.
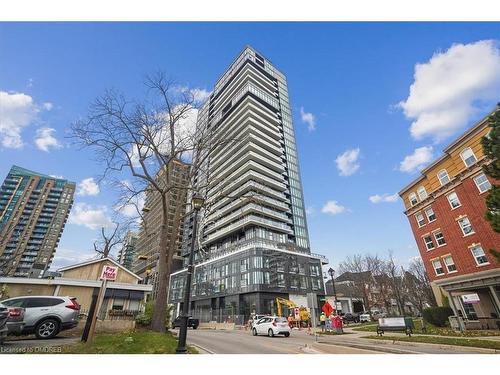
[135,301,174,330]
[422,306,453,327]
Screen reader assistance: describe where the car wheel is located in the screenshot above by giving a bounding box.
[35,318,59,339]
[252,328,257,336]
[268,329,274,337]
[284,332,290,337]
[193,325,198,330]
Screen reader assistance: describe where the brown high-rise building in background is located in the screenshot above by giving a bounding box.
[399,109,500,328]
[133,159,190,297]
[0,165,75,278]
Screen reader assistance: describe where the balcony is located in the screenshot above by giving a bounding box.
[205,203,290,235]
[209,160,285,193]
[204,214,292,244]
[208,180,288,212]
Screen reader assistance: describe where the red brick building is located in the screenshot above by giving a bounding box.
[400,110,500,329]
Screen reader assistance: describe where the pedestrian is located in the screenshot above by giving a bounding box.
[287,314,294,328]
[329,313,335,332]
[320,312,326,332]
[246,315,253,331]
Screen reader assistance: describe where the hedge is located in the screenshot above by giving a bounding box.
[422,306,454,327]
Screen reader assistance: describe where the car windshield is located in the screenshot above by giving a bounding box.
[275,317,287,323]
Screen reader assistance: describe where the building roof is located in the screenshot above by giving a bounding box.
[9,165,75,185]
[57,257,142,281]
[398,108,497,195]
[0,276,152,292]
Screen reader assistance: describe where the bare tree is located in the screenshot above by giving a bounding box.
[384,253,406,315]
[71,73,203,332]
[71,72,245,333]
[339,254,383,313]
[405,257,437,313]
[93,222,125,259]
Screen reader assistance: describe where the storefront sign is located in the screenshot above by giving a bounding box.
[100,265,118,281]
[461,293,480,304]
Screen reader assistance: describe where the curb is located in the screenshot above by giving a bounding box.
[313,340,420,354]
[190,343,215,354]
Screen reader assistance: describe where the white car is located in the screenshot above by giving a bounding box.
[252,316,290,337]
[359,313,371,322]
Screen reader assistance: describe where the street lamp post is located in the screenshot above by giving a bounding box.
[176,192,204,354]
[328,267,337,308]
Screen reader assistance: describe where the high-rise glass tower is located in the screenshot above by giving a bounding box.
[170,46,328,322]
[0,165,75,277]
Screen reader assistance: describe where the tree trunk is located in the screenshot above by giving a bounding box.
[151,194,172,333]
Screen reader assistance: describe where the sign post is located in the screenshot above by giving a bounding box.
[85,265,118,344]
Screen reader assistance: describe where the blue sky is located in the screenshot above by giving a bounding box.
[0,22,499,270]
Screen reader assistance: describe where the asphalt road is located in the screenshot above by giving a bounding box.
[176,327,499,354]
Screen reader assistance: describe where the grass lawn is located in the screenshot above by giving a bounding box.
[63,330,198,354]
[363,334,500,351]
[352,319,500,337]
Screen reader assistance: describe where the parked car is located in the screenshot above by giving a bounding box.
[359,313,371,323]
[0,296,80,339]
[341,312,360,323]
[252,316,290,337]
[0,303,8,345]
[171,316,199,329]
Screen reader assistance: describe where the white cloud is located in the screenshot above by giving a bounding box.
[321,200,346,216]
[369,193,399,203]
[0,91,38,148]
[76,178,100,196]
[43,102,53,111]
[34,127,62,152]
[335,148,361,176]
[300,107,316,132]
[399,40,500,142]
[117,192,145,218]
[50,247,98,270]
[399,146,434,173]
[68,203,113,230]
[191,88,211,103]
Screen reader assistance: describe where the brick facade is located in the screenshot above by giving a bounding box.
[408,168,500,282]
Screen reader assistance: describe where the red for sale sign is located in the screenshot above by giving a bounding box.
[100,265,118,281]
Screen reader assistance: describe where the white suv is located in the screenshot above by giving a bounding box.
[252,316,291,337]
[1,296,80,339]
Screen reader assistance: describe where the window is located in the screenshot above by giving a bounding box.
[443,256,457,273]
[277,273,285,287]
[470,245,489,265]
[423,235,435,250]
[112,298,125,311]
[425,207,436,222]
[240,259,248,272]
[434,230,446,246]
[437,169,450,185]
[458,217,474,236]
[447,192,461,209]
[409,193,418,206]
[26,298,63,308]
[473,174,491,193]
[431,259,445,275]
[415,213,426,227]
[460,147,477,167]
[417,186,428,200]
[240,273,249,287]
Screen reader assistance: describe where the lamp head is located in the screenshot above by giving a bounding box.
[192,192,205,210]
